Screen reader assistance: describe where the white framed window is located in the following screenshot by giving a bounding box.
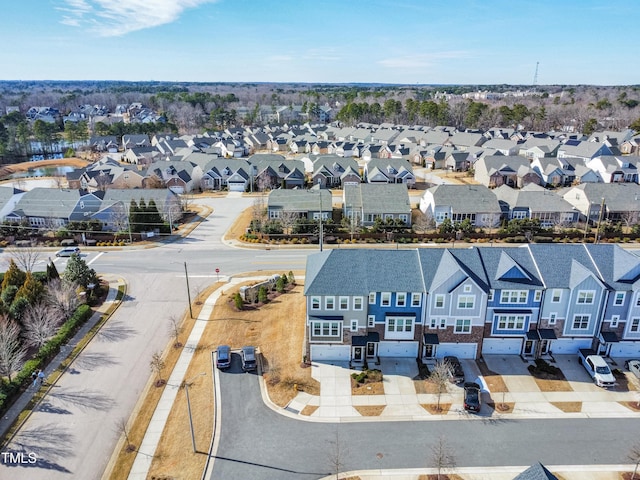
[381,292,391,307]
[636,295,640,307]
[367,315,375,327]
[398,213,408,223]
[457,295,475,309]
[611,315,619,328]
[439,318,447,329]
[534,290,542,302]
[339,296,349,310]
[454,319,471,333]
[385,316,414,339]
[429,318,437,328]
[350,319,358,332]
[434,294,445,308]
[552,289,562,303]
[369,292,376,304]
[496,314,526,330]
[463,284,472,293]
[501,290,528,304]
[577,290,595,305]
[312,321,341,337]
[325,296,335,310]
[614,292,626,306]
[411,293,421,307]
[549,312,557,325]
[488,290,494,302]
[353,297,363,310]
[396,292,407,307]
[572,314,590,330]
[311,297,320,310]
[631,318,640,333]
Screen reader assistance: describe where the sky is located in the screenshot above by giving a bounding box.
[2,0,638,85]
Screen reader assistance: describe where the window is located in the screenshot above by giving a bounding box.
[434,294,445,308]
[611,315,619,328]
[325,297,335,310]
[552,289,562,303]
[429,318,437,328]
[454,319,471,333]
[614,292,626,306]
[381,292,391,307]
[534,290,542,302]
[312,321,341,337]
[488,290,494,302]
[636,295,640,307]
[572,314,590,330]
[367,315,375,327]
[631,318,640,333]
[369,292,376,304]
[439,318,447,329]
[457,295,475,309]
[463,284,472,293]
[549,312,557,325]
[339,297,349,310]
[496,315,526,330]
[396,292,407,307]
[398,214,408,223]
[500,290,528,304]
[311,297,320,310]
[411,293,421,307]
[385,316,414,339]
[353,297,363,311]
[350,320,358,332]
[577,291,595,305]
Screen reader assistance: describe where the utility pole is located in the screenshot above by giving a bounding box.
[184,262,193,318]
[594,197,606,244]
[319,191,324,252]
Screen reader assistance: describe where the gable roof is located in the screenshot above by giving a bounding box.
[513,462,558,480]
[427,185,502,215]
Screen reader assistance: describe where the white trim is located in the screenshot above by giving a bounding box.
[396,292,407,307]
[367,315,375,328]
[369,292,376,304]
[311,296,320,310]
[572,313,591,330]
[339,296,349,311]
[551,289,562,303]
[325,296,335,310]
[350,319,358,332]
[577,290,595,305]
[353,297,363,311]
[500,290,528,304]
[434,294,445,309]
[457,295,475,309]
[549,312,557,325]
[613,292,626,306]
[454,319,472,334]
[381,292,391,307]
[610,315,619,328]
[411,292,421,307]
[385,316,415,340]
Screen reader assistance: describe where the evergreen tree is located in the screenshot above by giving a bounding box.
[46,261,60,282]
[15,271,44,305]
[145,199,166,231]
[129,200,140,233]
[63,254,99,288]
[2,259,26,291]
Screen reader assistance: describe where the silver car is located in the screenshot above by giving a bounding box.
[56,247,80,257]
[625,359,640,379]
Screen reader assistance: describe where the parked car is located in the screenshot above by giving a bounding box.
[241,346,257,372]
[442,356,465,384]
[625,359,640,379]
[56,247,81,257]
[216,345,231,370]
[463,382,481,413]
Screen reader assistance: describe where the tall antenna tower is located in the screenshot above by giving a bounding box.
[533,61,539,87]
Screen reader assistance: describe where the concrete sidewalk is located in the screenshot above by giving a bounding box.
[0,275,125,444]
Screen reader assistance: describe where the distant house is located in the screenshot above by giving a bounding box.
[267,189,332,221]
[249,154,306,190]
[586,155,639,183]
[344,183,411,227]
[561,182,640,224]
[419,184,502,227]
[122,134,151,150]
[142,161,202,193]
[474,155,541,188]
[363,158,415,187]
[557,141,613,162]
[493,184,579,227]
[200,158,252,192]
[311,155,361,189]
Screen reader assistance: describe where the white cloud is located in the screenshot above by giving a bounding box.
[378,51,468,69]
[57,0,218,36]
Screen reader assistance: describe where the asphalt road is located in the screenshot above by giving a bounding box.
[213,354,638,479]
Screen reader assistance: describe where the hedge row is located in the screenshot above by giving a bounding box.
[0,303,93,415]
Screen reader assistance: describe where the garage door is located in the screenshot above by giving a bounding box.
[436,343,477,359]
[378,341,419,357]
[229,183,245,192]
[310,344,350,361]
[609,342,640,357]
[482,338,523,355]
[551,338,592,354]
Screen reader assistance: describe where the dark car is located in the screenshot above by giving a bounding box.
[216,345,231,370]
[241,346,257,372]
[443,356,465,384]
[463,382,481,413]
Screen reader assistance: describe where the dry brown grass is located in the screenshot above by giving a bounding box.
[620,401,640,412]
[354,405,386,416]
[224,206,256,241]
[421,403,452,415]
[533,378,573,392]
[0,157,90,177]
[300,405,319,416]
[551,401,582,413]
[487,402,515,413]
[419,474,464,480]
[351,380,385,395]
[476,360,509,393]
[108,282,222,480]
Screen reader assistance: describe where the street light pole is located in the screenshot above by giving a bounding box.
[184,261,193,318]
[182,372,205,453]
[319,190,324,252]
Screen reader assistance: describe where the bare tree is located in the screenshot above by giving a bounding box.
[150,351,166,387]
[168,316,183,348]
[279,210,298,235]
[430,434,457,480]
[6,246,41,272]
[326,428,349,480]
[620,210,640,232]
[46,278,80,318]
[115,417,136,453]
[413,209,435,234]
[251,196,268,232]
[108,202,130,239]
[429,361,451,412]
[628,442,640,480]
[0,317,26,382]
[23,302,63,349]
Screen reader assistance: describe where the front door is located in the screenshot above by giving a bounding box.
[523,340,534,356]
[366,342,377,358]
[540,340,550,355]
[424,344,434,358]
[353,347,363,361]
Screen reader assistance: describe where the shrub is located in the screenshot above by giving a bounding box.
[233,292,244,310]
[258,286,268,303]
